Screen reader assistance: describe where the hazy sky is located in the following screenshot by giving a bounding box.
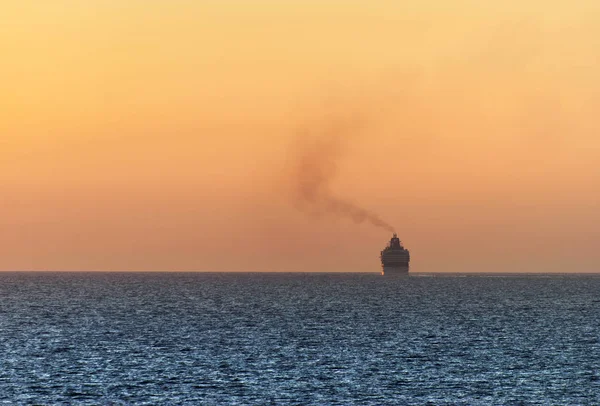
[2,1,599,272]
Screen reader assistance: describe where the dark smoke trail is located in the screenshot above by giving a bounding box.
[290,118,395,233]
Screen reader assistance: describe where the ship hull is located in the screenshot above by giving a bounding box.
[382,265,409,276]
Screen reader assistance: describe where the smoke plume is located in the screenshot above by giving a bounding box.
[290,117,395,233]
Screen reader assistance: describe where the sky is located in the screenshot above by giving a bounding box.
[1,0,599,272]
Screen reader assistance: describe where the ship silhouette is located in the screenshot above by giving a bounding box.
[380,233,410,275]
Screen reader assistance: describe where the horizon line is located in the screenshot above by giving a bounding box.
[0,270,599,275]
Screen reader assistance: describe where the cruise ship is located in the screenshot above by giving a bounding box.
[380,233,410,275]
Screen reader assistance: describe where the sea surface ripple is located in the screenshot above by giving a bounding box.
[0,272,598,405]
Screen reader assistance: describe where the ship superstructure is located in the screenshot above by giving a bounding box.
[380,233,410,275]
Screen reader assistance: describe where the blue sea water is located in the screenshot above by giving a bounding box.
[0,272,598,405]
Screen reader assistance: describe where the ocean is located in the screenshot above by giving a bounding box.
[0,272,598,405]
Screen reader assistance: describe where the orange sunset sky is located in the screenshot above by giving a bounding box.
[1,1,599,272]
